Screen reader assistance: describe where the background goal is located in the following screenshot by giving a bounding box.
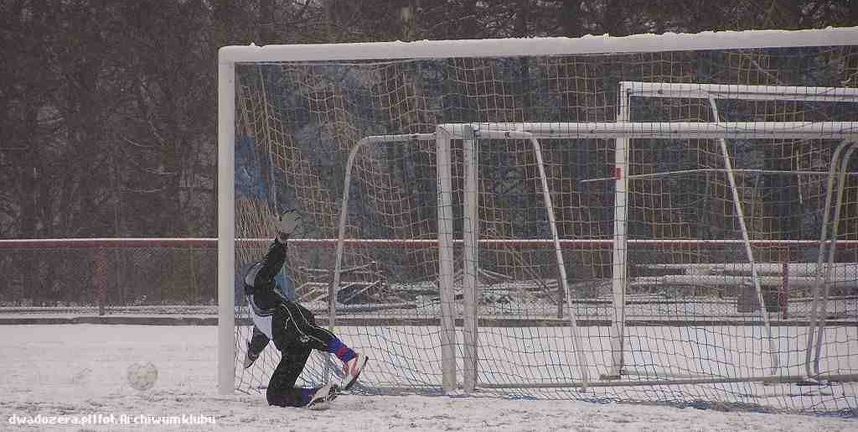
[219,28,858,413]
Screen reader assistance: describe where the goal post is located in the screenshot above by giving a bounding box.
[217,60,236,396]
[217,27,858,413]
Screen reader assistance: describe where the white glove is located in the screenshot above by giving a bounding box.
[276,210,301,242]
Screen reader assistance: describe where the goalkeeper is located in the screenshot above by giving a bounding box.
[242,210,368,408]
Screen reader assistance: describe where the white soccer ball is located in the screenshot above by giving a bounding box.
[126,361,158,391]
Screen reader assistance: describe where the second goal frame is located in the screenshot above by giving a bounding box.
[332,116,858,393]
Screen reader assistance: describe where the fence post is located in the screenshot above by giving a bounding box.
[94,248,108,316]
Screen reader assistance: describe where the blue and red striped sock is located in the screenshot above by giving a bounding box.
[327,338,356,363]
[299,388,316,406]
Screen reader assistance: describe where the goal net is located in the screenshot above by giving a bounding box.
[218,29,858,413]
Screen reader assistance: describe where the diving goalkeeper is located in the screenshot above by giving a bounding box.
[242,210,368,408]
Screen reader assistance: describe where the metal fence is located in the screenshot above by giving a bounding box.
[0,239,217,313]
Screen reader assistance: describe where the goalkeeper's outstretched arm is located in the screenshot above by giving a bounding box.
[248,210,301,291]
[250,241,288,289]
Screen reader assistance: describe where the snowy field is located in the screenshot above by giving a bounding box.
[1,325,857,431]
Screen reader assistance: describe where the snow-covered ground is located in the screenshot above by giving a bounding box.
[1,325,856,431]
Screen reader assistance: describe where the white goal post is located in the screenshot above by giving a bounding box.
[218,27,858,413]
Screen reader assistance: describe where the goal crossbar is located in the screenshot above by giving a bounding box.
[441,122,858,140]
[218,28,858,64]
[350,123,858,144]
[621,81,858,102]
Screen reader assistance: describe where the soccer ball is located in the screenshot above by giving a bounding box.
[126,361,158,391]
